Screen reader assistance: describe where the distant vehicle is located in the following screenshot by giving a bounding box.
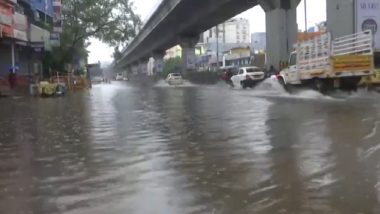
[276,30,374,93]
[166,73,183,85]
[123,77,129,81]
[92,76,103,84]
[231,66,265,89]
[115,73,123,81]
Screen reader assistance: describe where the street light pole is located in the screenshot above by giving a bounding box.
[304,0,308,32]
[216,25,220,71]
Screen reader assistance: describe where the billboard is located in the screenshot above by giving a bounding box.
[13,12,28,41]
[356,0,380,50]
[0,2,13,37]
[52,0,62,32]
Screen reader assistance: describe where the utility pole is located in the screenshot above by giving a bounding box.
[216,25,220,71]
[304,0,308,34]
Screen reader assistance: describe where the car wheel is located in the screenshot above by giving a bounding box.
[241,81,247,89]
[312,78,326,94]
[278,77,288,91]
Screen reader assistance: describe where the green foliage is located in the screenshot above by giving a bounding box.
[162,57,182,77]
[45,0,142,73]
[112,46,123,61]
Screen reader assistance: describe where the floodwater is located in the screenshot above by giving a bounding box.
[1,80,380,214]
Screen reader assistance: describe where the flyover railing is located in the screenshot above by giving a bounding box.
[120,0,180,63]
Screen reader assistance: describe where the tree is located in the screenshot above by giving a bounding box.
[112,46,123,61]
[162,57,182,77]
[46,0,142,72]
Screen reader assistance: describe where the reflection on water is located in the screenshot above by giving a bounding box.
[1,83,380,214]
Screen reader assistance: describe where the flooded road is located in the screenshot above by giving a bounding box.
[1,81,380,214]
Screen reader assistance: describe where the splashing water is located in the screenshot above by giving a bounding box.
[248,79,334,101]
[153,80,197,88]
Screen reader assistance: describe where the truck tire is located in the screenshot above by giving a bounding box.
[312,78,326,94]
[278,77,289,91]
[341,77,361,92]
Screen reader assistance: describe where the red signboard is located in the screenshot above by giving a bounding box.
[0,1,13,37]
[13,12,28,41]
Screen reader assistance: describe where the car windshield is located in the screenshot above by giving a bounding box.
[246,68,262,73]
[5,1,380,214]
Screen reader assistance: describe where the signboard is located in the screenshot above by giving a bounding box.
[53,0,62,32]
[13,29,27,41]
[0,3,13,37]
[50,32,60,47]
[13,12,28,31]
[30,24,46,42]
[356,0,380,50]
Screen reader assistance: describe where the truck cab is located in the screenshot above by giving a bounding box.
[280,51,300,85]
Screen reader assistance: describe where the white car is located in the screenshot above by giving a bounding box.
[115,73,123,81]
[92,76,103,84]
[166,73,183,85]
[231,66,265,88]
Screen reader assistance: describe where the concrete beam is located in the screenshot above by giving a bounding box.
[138,58,149,74]
[118,0,259,67]
[263,0,300,69]
[180,36,199,72]
[152,51,166,74]
[260,0,300,12]
[326,0,354,39]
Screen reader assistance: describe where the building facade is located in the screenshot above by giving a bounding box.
[0,0,61,85]
[203,18,250,45]
[251,32,266,53]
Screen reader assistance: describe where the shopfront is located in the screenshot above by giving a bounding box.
[13,11,29,75]
[0,0,14,76]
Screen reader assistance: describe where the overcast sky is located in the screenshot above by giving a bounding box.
[87,0,326,64]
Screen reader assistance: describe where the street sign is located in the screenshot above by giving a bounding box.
[356,0,380,51]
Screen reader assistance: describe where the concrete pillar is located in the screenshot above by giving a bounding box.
[327,0,354,39]
[152,51,165,74]
[261,0,300,70]
[180,36,199,72]
[131,63,139,75]
[138,58,149,74]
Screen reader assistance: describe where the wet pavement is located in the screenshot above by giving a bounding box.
[1,81,380,214]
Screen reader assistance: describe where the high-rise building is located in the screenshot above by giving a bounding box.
[203,18,250,44]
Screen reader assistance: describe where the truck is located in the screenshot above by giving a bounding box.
[358,52,380,91]
[277,30,374,93]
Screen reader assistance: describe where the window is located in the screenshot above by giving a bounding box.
[374,52,380,69]
[246,67,262,73]
[289,53,297,66]
[238,69,244,75]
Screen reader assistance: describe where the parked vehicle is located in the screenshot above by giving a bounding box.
[166,73,183,85]
[276,30,374,93]
[92,76,103,84]
[231,66,265,89]
[220,66,238,87]
[115,73,123,81]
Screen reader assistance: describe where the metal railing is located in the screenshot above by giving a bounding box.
[332,30,373,56]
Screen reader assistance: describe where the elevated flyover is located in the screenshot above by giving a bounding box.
[117,0,301,72]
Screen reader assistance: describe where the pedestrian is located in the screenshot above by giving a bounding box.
[268,65,277,77]
[8,64,19,89]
